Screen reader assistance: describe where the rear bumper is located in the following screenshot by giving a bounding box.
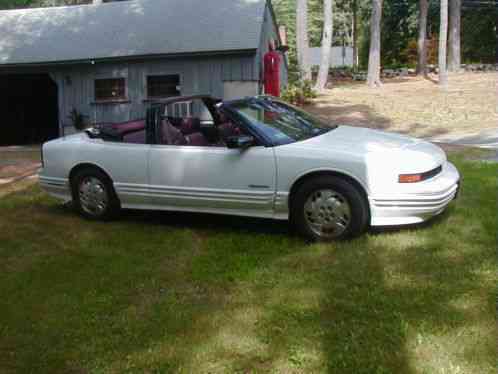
[39,172,71,202]
[370,162,460,226]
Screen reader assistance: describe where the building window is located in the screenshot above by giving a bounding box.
[147,75,180,98]
[95,78,126,101]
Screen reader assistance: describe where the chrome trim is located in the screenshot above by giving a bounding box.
[114,183,274,209]
[372,184,459,209]
[39,176,68,187]
[274,191,290,215]
[39,176,71,202]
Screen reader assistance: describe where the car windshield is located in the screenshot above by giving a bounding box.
[227,98,336,146]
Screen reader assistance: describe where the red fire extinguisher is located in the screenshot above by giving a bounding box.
[263,41,281,97]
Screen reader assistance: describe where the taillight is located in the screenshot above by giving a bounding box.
[40,145,44,167]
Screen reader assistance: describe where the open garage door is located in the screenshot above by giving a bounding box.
[0,74,59,146]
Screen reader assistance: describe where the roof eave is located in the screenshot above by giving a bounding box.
[0,48,258,69]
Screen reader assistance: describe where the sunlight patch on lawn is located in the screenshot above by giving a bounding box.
[186,304,270,372]
[406,319,496,374]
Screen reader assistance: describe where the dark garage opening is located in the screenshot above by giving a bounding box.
[0,74,59,146]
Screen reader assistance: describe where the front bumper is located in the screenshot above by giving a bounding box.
[370,162,460,226]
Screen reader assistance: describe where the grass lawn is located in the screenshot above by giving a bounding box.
[0,151,496,373]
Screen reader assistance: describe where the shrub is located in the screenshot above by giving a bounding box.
[68,108,88,131]
[281,80,317,106]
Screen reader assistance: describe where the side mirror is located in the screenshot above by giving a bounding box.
[226,135,254,149]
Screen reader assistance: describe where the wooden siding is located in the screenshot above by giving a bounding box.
[52,53,259,129]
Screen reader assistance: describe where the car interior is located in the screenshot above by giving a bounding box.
[93,99,248,148]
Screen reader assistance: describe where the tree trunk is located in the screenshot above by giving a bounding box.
[296,0,312,81]
[352,0,358,70]
[439,0,449,88]
[367,0,383,88]
[496,1,498,65]
[315,0,333,91]
[448,0,461,72]
[416,0,428,75]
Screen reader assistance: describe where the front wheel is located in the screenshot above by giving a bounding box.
[71,168,120,220]
[291,176,369,241]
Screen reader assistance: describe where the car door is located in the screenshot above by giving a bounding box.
[148,144,277,217]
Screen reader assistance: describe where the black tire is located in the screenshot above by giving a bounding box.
[71,167,120,221]
[290,176,369,241]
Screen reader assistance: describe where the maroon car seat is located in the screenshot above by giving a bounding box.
[161,120,187,145]
[123,130,146,144]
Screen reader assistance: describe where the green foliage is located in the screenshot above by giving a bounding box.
[0,0,37,9]
[281,79,317,105]
[461,5,497,63]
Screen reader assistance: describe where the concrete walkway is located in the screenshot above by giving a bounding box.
[430,129,498,150]
[429,129,498,162]
[0,145,41,186]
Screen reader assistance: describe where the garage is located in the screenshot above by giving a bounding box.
[0,74,59,146]
[0,0,287,135]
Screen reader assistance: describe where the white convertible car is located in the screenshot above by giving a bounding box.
[39,95,460,241]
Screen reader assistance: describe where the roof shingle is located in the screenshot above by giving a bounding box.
[0,0,266,66]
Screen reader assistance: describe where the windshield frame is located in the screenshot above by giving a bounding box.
[222,96,337,147]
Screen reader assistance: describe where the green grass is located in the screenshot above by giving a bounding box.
[0,153,496,373]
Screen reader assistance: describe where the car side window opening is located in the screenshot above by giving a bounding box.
[156,99,250,148]
[91,98,252,148]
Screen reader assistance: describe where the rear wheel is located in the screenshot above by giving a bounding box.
[71,168,120,220]
[291,176,369,241]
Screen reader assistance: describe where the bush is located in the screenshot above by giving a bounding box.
[281,80,317,106]
[68,108,88,131]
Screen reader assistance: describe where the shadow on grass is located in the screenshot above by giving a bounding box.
[120,208,293,238]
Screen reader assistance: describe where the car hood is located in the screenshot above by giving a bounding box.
[293,125,446,173]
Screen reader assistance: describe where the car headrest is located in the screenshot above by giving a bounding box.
[180,117,201,135]
[218,111,228,124]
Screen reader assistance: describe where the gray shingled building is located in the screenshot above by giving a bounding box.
[0,0,287,145]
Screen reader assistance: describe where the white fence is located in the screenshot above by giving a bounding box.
[309,46,354,68]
